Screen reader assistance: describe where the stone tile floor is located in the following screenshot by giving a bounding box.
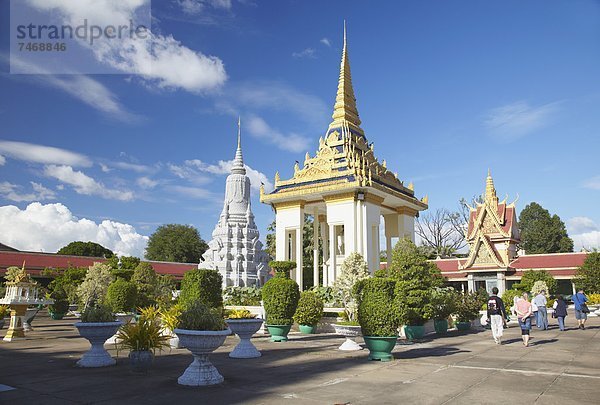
[1,313,599,404]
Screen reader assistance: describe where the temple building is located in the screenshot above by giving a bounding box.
[200,120,270,288]
[434,172,587,296]
[260,25,428,289]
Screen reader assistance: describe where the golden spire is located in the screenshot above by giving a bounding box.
[328,21,364,136]
[485,169,499,206]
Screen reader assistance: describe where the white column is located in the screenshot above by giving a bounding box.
[320,219,329,287]
[328,224,336,286]
[497,271,506,296]
[313,212,319,287]
[296,227,303,290]
[467,273,475,292]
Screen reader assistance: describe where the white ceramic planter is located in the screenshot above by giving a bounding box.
[23,308,40,331]
[105,313,135,346]
[74,321,123,367]
[174,328,231,386]
[333,324,363,351]
[226,319,263,358]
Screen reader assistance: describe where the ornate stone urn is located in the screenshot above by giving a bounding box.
[226,318,263,358]
[105,313,135,346]
[174,328,231,386]
[333,324,363,351]
[74,321,123,367]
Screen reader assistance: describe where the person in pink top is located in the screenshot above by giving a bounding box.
[515,292,533,346]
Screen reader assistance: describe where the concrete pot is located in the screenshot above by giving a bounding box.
[49,312,65,320]
[129,350,154,374]
[333,324,363,351]
[74,321,123,367]
[105,313,135,345]
[456,321,471,331]
[23,308,39,331]
[174,328,231,386]
[434,319,449,335]
[403,325,425,340]
[298,324,317,334]
[266,324,292,342]
[363,336,397,361]
[226,319,263,359]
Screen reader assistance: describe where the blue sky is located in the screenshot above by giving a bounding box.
[0,0,599,257]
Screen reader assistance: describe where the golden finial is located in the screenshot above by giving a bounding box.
[275,171,280,183]
[382,159,387,169]
[394,172,398,178]
[408,182,414,191]
[422,195,429,204]
[305,152,310,162]
[294,162,300,173]
[328,21,364,136]
[485,169,499,206]
[260,183,265,196]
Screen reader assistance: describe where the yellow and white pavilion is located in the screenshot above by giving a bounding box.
[260,26,428,289]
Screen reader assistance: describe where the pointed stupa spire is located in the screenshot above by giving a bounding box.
[231,117,246,175]
[485,169,499,206]
[328,21,364,136]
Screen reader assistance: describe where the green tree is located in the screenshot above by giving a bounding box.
[573,252,600,294]
[179,269,223,310]
[265,220,276,259]
[382,238,444,326]
[145,224,208,263]
[131,262,158,308]
[57,241,114,258]
[519,202,574,254]
[512,269,557,295]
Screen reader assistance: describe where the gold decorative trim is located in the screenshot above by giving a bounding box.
[273,201,305,211]
[396,206,419,217]
[323,192,356,204]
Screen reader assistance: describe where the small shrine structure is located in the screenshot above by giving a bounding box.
[260,25,428,288]
[201,119,270,288]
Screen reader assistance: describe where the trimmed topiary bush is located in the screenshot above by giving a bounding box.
[262,275,300,325]
[268,261,296,277]
[132,262,159,308]
[179,269,223,310]
[105,279,137,313]
[355,278,400,337]
[48,291,70,315]
[177,302,226,331]
[81,304,115,323]
[294,291,324,326]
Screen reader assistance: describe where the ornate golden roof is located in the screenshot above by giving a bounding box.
[261,24,426,209]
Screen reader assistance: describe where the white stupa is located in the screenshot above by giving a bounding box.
[200,119,270,288]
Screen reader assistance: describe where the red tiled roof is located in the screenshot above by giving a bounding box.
[509,252,587,269]
[0,251,197,279]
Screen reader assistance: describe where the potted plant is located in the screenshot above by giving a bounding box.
[332,253,370,350]
[105,278,138,344]
[356,278,400,361]
[294,291,324,334]
[225,309,263,358]
[48,292,70,320]
[262,271,300,342]
[74,304,122,367]
[268,261,297,278]
[431,287,458,335]
[116,306,169,373]
[455,292,483,331]
[160,303,184,349]
[174,302,231,386]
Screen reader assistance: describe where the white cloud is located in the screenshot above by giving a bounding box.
[26,0,227,93]
[136,176,158,189]
[292,48,316,59]
[234,81,328,128]
[9,57,138,122]
[246,115,311,153]
[178,0,231,14]
[185,159,273,192]
[0,181,57,202]
[484,101,560,141]
[0,155,5,166]
[0,202,148,257]
[0,140,92,167]
[44,165,134,201]
[320,38,331,47]
[108,161,155,173]
[169,185,215,200]
[583,175,600,190]
[567,216,600,251]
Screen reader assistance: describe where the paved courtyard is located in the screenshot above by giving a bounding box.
[1,313,599,404]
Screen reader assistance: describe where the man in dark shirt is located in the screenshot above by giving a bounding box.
[487,287,508,344]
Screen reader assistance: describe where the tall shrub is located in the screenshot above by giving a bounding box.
[179,269,223,310]
[294,291,324,326]
[105,279,137,313]
[262,275,300,325]
[333,252,370,322]
[384,239,444,326]
[355,278,399,337]
[77,262,114,308]
[132,262,158,308]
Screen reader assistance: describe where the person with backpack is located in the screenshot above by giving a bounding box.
[552,295,568,331]
[486,287,508,345]
[573,289,589,330]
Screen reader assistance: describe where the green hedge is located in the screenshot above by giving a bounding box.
[105,279,137,313]
[262,275,300,325]
[268,261,296,277]
[294,291,324,326]
[356,278,400,337]
[179,269,223,310]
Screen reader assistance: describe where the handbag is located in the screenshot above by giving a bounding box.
[581,304,590,314]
